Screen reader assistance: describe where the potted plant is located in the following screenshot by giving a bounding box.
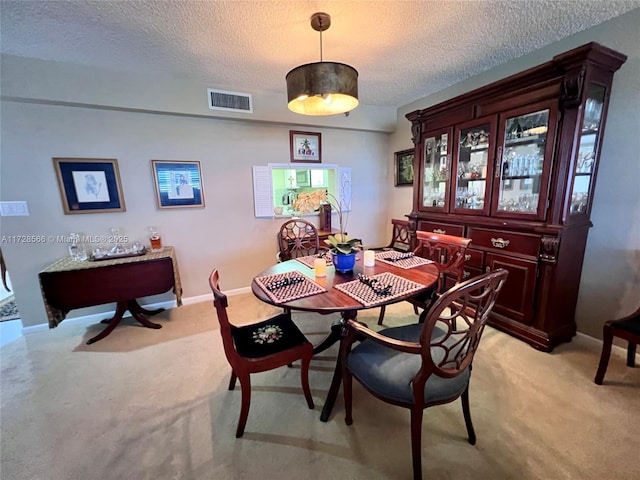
[292,176,361,272]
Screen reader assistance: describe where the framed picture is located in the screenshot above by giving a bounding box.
[53,158,126,214]
[394,149,415,186]
[290,130,321,163]
[151,160,205,209]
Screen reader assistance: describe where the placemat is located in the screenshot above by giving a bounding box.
[375,250,434,269]
[334,272,426,308]
[295,252,333,269]
[254,271,327,304]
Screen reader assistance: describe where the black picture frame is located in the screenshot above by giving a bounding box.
[290,131,321,163]
[395,149,415,186]
[53,158,126,214]
[151,160,205,209]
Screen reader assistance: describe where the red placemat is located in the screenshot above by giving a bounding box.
[255,271,326,304]
[375,251,434,269]
[295,252,333,269]
[334,272,427,307]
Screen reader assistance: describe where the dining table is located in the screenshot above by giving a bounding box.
[251,250,439,421]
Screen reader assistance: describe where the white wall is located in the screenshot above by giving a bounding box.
[0,101,391,328]
[388,8,640,338]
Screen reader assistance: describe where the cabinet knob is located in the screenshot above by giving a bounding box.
[485,266,491,273]
[491,237,510,249]
[463,271,471,279]
[464,254,471,261]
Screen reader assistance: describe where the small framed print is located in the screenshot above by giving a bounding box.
[53,158,126,214]
[290,130,321,163]
[395,149,415,186]
[151,160,205,209]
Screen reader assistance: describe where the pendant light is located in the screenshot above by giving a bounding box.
[286,12,359,116]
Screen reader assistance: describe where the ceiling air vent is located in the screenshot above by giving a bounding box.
[207,88,253,113]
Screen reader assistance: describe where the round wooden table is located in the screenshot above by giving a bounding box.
[252,255,438,421]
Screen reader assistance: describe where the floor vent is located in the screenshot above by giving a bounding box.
[207,88,253,113]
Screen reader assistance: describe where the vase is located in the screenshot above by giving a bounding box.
[332,252,357,273]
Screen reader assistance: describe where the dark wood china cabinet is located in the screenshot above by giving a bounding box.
[406,43,626,351]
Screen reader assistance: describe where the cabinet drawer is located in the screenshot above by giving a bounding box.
[417,221,465,237]
[464,248,483,268]
[467,227,540,258]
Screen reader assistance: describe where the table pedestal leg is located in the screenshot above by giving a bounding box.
[320,310,358,422]
[127,300,164,329]
[89,300,164,344]
[312,319,344,355]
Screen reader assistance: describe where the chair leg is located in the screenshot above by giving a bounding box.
[235,374,251,438]
[461,386,476,445]
[410,406,424,480]
[300,354,314,409]
[228,371,237,390]
[377,305,386,325]
[413,305,419,316]
[594,323,614,385]
[343,369,353,425]
[627,342,637,367]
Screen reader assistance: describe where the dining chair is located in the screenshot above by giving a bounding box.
[377,230,472,325]
[594,305,640,385]
[341,269,508,480]
[209,269,314,437]
[277,218,322,262]
[371,219,412,252]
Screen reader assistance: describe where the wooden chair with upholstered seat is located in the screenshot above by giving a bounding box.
[341,269,508,480]
[377,230,472,325]
[277,218,322,262]
[209,269,314,437]
[594,305,640,385]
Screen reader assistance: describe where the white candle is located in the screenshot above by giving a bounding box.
[314,258,327,277]
[363,250,376,267]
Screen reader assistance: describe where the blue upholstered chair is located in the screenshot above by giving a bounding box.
[340,269,508,480]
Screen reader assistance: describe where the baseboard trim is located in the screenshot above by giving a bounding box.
[20,286,253,335]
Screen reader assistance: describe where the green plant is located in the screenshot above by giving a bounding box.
[324,232,361,254]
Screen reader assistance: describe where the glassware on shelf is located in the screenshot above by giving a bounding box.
[422,132,449,209]
[67,233,87,261]
[108,227,126,254]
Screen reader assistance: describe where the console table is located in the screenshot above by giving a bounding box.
[39,246,182,344]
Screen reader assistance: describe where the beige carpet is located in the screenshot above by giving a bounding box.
[1,294,638,480]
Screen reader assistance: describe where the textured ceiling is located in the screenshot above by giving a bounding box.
[1,1,638,108]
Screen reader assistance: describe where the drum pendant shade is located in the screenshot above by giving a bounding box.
[286,13,359,116]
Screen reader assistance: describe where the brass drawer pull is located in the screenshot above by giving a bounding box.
[464,254,471,261]
[433,228,446,234]
[491,237,510,249]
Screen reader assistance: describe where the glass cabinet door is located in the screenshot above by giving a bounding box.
[451,119,495,215]
[492,102,557,220]
[569,84,606,216]
[420,129,451,211]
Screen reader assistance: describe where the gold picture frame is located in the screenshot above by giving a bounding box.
[53,158,126,214]
[394,149,415,186]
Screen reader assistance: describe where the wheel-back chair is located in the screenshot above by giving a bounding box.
[377,230,472,325]
[341,269,508,480]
